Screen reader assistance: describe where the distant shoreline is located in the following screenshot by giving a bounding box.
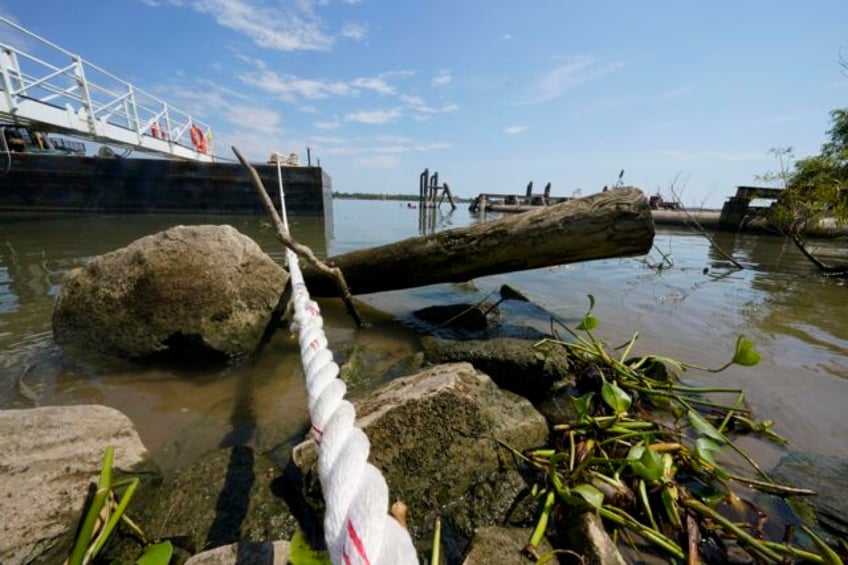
[333,192,472,203]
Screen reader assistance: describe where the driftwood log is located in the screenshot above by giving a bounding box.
[304,187,655,296]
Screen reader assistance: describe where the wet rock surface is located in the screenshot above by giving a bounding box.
[104,445,301,563]
[421,336,571,401]
[292,362,549,561]
[53,225,287,362]
[772,451,848,539]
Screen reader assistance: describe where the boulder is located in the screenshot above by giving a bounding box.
[53,225,287,361]
[421,337,571,401]
[0,405,153,565]
[292,362,549,558]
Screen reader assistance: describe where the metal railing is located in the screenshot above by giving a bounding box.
[0,16,215,161]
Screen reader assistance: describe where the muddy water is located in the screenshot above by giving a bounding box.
[1,200,846,476]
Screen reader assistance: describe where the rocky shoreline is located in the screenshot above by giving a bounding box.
[3,224,845,564]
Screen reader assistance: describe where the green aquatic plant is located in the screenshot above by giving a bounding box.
[68,446,172,565]
[511,296,842,564]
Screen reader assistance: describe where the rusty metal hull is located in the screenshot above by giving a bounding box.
[0,153,332,220]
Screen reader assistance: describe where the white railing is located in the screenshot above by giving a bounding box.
[0,16,215,161]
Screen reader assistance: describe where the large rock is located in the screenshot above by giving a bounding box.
[0,405,153,565]
[53,225,287,361]
[293,362,549,558]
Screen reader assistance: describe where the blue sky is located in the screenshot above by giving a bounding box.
[2,1,847,207]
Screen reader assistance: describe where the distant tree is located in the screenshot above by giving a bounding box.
[764,108,848,275]
[771,108,848,234]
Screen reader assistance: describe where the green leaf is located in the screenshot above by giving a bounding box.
[687,410,725,443]
[135,541,173,565]
[573,483,604,509]
[694,438,729,479]
[577,294,598,330]
[628,445,664,483]
[577,314,598,331]
[573,392,595,422]
[732,336,761,366]
[601,379,632,415]
[289,529,332,565]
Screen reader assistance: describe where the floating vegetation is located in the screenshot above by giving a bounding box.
[508,296,842,564]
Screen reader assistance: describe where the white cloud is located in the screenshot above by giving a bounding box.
[346,107,403,124]
[341,22,367,41]
[501,33,512,40]
[314,119,341,129]
[373,145,410,154]
[401,94,459,118]
[234,53,268,70]
[414,142,452,151]
[504,126,527,135]
[227,105,281,135]
[240,70,352,101]
[522,56,623,104]
[351,76,395,95]
[180,0,334,51]
[240,69,412,102]
[359,155,400,168]
[432,69,452,87]
[374,134,412,144]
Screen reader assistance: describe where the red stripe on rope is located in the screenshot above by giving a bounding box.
[311,424,323,443]
[347,519,372,565]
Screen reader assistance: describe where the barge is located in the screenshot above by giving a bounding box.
[0,125,332,220]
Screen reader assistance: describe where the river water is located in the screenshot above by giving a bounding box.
[1,199,846,475]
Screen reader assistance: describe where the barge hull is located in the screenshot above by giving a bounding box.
[0,154,332,221]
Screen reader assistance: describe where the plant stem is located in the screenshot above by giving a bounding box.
[728,473,816,496]
[682,499,782,562]
[599,505,684,559]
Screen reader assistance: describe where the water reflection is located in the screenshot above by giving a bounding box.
[418,205,456,235]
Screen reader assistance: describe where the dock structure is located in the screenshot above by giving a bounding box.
[718,186,783,230]
[418,168,457,210]
[469,181,570,213]
[0,16,214,161]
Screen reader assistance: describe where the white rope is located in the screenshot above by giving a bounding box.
[276,158,418,565]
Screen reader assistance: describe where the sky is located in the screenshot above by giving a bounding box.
[1,1,847,207]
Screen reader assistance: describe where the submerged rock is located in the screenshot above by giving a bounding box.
[421,336,571,401]
[0,405,154,565]
[772,452,848,540]
[292,362,549,559]
[53,225,287,362]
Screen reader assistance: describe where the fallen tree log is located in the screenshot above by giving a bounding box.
[304,187,655,296]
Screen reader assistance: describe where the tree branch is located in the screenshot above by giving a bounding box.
[232,146,365,327]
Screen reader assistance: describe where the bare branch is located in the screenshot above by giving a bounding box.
[667,174,745,270]
[231,146,366,327]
